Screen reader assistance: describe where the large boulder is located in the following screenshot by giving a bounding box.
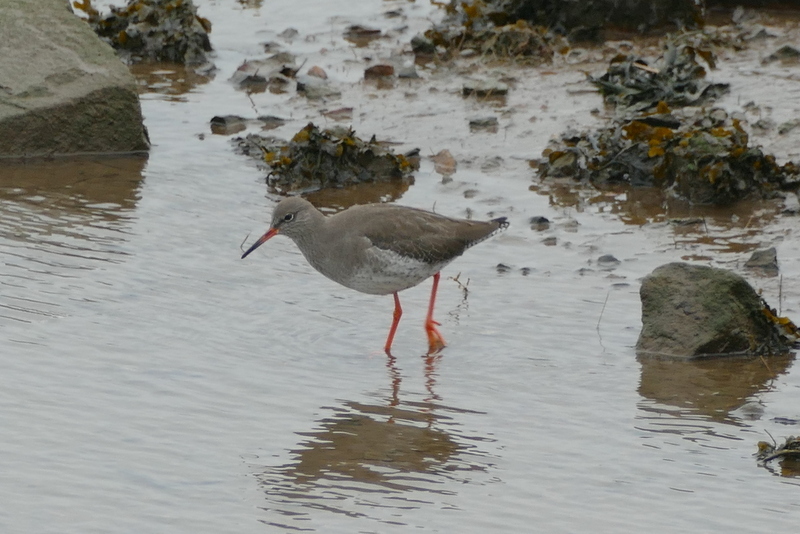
[636,262,790,359]
[0,0,149,157]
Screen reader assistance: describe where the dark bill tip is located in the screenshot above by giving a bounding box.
[241,228,279,259]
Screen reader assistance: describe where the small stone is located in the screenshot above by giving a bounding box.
[597,254,621,270]
[279,28,298,41]
[744,247,779,277]
[210,115,246,135]
[344,25,381,46]
[529,216,550,231]
[669,217,704,226]
[469,116,499,133]
[763,45,800,64]
[480,156,504,172]
[364,64,395,79]
[561,219,580,232]
[322,107,354,121]
[430,149,457,176]
[462,80,509,97]
[307,66,327,79]
[257,115,286,130]
[778,119,800,135]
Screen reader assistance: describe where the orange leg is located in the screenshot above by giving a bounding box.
[384,292,403,355]
[425,272,446,354]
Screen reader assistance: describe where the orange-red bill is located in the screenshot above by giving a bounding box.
[241,228,279,259]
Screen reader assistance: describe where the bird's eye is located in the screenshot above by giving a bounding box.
[283,213,294,222]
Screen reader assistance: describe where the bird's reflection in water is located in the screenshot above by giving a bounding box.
[255,354,494,529]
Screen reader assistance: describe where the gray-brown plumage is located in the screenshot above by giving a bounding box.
[242,196,508,353]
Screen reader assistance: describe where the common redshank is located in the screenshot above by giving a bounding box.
[242,197,508,354]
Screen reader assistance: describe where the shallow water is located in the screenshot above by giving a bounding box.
[2,1,800,533]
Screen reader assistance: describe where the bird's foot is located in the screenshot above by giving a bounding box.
[425,320,446,354]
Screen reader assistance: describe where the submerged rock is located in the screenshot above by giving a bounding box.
[636,263,794,359]
[230,55,298,94]
[468,116,499,133]
[528,216,550,231]
[762,44,800,65]
[597,254,620,270]
[210,115,247,135]
[463,80,509,97]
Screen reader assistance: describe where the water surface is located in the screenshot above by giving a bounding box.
[1,1,799,532]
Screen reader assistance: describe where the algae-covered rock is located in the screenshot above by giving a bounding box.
[425,0,702,50]
[76,0,212,65]
[538,103,800,204]
[636,262,795,359]
[236,123,419,194]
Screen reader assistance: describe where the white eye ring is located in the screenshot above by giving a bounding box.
[283,213,294,222]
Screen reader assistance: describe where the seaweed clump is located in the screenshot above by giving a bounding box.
[589,34,730,111]
[538,33,800,205]
[415,2,566,64]
[757,435,800,473]
[236,123,419,194]
[74,0,212,65]
[414,0,702,60]
[540,103,800,204]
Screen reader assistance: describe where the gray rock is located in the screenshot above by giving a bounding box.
[296,75,341,100]
[468,116,499,133]
[462,80,509,98]
[763,44,800,65]
[597,254,621,270]
[778,118,800,135]
[745,247,779,277]
[210,115,247,136]
[0,0,149,157]
[636,262,788,359]
[529,216,550,231]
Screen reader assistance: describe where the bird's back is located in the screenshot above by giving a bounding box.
[335,203,506,264]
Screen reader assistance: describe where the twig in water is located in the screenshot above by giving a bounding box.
[449,272,470,299]
[764,429,776,449]
[759,354,773,375]
[595,291,610,353]
[597,291,610,331]
[239,232,252,253]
